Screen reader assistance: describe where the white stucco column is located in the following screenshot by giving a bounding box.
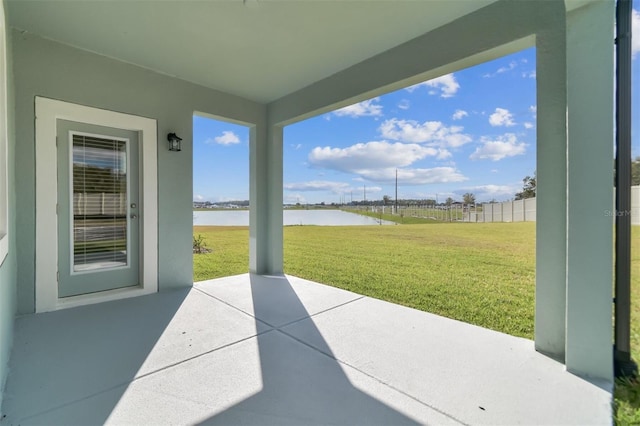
[534,19,568,361]
[249,123,283,275]
[565,1,614,381]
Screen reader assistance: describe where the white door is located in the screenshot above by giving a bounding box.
[57,120,140,297]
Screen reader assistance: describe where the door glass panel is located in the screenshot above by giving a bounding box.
[72,133,128,272]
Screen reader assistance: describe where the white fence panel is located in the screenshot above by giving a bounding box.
[483,203,493,223]
[502,201,513,222]
[73,192,127,216]
[493,203,503,222]
[632,186,640,225]
[513,200,524,222]
[478,187,640,224]
[524,198,536,222]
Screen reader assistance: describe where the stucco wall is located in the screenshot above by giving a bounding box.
[12,31,265,314]
[0,4,16,414]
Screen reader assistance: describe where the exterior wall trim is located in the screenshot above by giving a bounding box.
[0,1,8,266]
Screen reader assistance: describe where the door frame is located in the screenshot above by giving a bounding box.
[35,97,158,312]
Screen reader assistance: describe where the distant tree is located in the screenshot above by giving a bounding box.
[382,195,391,205]
[515,174,536,200]
[462,192,476,205]
[632,157,640,186]
[445,197,454,206]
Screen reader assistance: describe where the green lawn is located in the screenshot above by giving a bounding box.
[193,226,250,279]
[193,222,640,424]
[284,222,535,337]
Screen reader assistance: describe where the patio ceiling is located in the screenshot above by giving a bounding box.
[7,0,499,103]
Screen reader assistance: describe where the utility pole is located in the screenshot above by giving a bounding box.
[364,185,366,202]
[395,168,398,214]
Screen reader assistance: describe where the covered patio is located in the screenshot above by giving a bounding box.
[0,0,620,423]
[1,274,611,425]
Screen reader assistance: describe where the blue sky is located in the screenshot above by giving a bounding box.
[194,10,640,205]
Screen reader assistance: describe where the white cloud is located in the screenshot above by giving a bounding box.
[491,169,499,173]
[405,73,460,98]
[356,167,467,185]
[398,99,411,110]
[523,122,534,129]
[333,97,383,118]
[405,82,423,93]
[379,118,472,148]
[455,184,519,202]
[436,149,452,160]
[483,61,517,78]
[470,133,527,161]
[284,194,306,204]
[209,131,241,145]
[306,141,467,185]
[633,9,640,58]
[291,143,302,150]
[284,181,350,193]
[498,61,517,74]
[452,109,468,120]
[529,105,537,118]
[489,108,516,127]
[362,186,383,193]
[309,141,438,172]
[194,194,204,201]
[522,70,536,79]
[215,196,246,203]
[283,182,385,200]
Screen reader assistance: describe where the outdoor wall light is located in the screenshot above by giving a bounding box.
[167,133,182,152]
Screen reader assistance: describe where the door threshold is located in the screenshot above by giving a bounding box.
[54,285,154,311]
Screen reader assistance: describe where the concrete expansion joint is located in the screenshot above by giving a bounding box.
[193,286,274,328]
[14,330,278,426]
[14,381,132,424]
[275,295,366,330]
[275,327,468,426]
[4,328,280,424]
[135,329,275,382]
[193,286,365,330]
[171,290,467,424]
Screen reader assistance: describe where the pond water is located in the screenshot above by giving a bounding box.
[193,209,395,226]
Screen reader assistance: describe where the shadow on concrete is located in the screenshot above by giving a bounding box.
[201,274,420,425]
[1,289,190,425]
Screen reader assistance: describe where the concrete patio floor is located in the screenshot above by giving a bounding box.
[1,274,611,425]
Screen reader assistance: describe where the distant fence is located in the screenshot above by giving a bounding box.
[467,198,536,223]
[73,192,127,216]
[467,185,640,225]
[350,204,468,221]
[632,186,640,225]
